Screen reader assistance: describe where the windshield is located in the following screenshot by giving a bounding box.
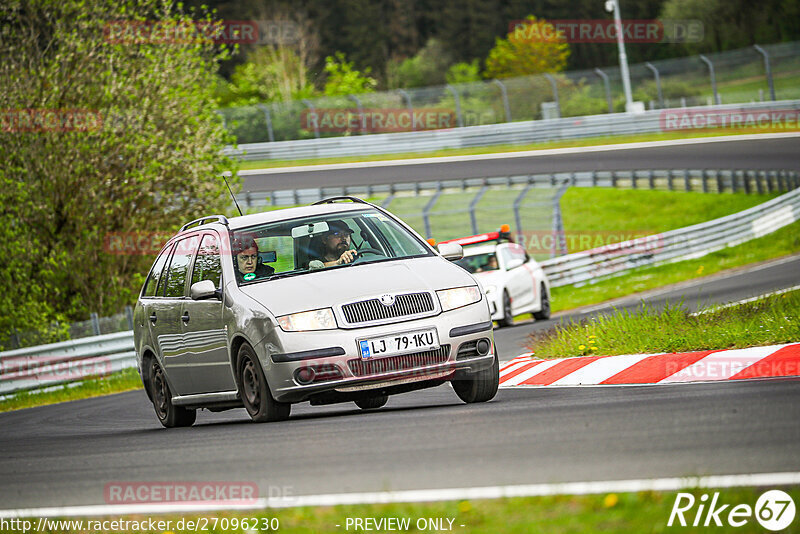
[230,208,433,285]
[455,252,499,274]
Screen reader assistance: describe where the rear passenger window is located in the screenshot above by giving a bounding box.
[191,234,223,288]
[143,244,173,297]
[163,236,199,298]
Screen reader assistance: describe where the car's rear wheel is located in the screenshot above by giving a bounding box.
[533,284,551,320]
[147,357,196,428]
[238,344,290,423]
[354,395,389,410]
[451,354,499,403]
[498,290,514,327]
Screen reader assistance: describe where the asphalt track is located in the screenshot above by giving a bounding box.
[1,255,798,511]
[240,134,800,192]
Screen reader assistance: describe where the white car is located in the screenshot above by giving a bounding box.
[446,227,551,327]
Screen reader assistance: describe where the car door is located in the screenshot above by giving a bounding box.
[509,243,537,310]
[499,244,533,314]
[151,234,200,395]
[182,232,235,394]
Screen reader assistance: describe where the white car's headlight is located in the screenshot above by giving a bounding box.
[277,308,337,332]
[437,286,482,311]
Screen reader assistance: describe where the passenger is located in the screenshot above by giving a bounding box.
[318,220,357,266]
[476,255,499,272]
[232,235,274,282]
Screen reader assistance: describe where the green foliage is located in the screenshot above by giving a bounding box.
[445,60,482,85]
[215,46,315,107]
[386,39,453,89]
[484,15,570,79]
[323,52,377,96]
[0,0,237,342]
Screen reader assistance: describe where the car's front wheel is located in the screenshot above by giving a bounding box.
[354,395,389,410]
[147,357,196,428]
[238,343,290,423]
[451,354,499,403]
[533,284,551,320]
[498,290,514,328]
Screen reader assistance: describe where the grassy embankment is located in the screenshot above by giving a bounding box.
[6,486,797,533]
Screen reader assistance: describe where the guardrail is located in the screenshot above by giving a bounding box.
[0,332,136,396]
[540,186,800,287]
[225,100,800,161]
[2,183,798,395]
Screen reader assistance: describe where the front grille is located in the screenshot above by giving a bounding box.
[348,345,451,377]
[342,292,435,324]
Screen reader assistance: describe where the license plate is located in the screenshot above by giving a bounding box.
[358,328,439,360]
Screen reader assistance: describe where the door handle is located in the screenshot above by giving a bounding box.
[149,313,157,324]
[181,312,190,323]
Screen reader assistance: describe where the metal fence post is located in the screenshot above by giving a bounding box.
[611,171,617,188]
[301,99,320,138]
[753,45,776,101]
[347,94,367,134]
[648,169,655,189]
[258,104,275,142]
[684,169,691,192]
[644,62,664,109]
[469,185,489,234]
[492,79,512,122]
[594,68,614,113]
[125,306,134,330]
[396,89,415,131]
[445,85,464,127]
[90,313,101,336]
[667,169,674,191]
[702,169,709,193]
[422,185,443,239]
[716,169,723,193]
[699,55,721,105]
[543,73,561,118]
[551,182,569,257]
[631,170,638,189]
[513,184,533,242]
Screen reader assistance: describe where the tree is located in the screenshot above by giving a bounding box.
[322,52,377,96]
[0,0,237,344]
[484,15,570,79]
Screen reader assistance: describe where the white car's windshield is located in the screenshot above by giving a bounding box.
[455,253,499,274]
[231,208,432,284]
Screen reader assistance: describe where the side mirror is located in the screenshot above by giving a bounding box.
[437,242,463,261]
[506,258,524,270]
[190,280,219,300]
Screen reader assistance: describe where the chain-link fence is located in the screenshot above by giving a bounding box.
[221,42,800,144]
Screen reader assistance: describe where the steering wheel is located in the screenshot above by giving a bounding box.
[352,248,386,263]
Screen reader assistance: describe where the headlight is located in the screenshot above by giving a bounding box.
[277,308,337,332]
[437,286,482,311]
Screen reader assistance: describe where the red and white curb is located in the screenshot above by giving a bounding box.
[500,343,800,387]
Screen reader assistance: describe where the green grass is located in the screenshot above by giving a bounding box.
[532,288,800,358]
[550,219,800,313]
[559,189,779,253]
[0,367,143,413]
[235,128,799,170]
[11,487,797,533]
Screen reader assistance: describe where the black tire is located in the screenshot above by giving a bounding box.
[451,354,500,403]
[238,344,290,423]
[354,395,389,410]
[498,290,514,327]
[147,357,196,428]
[533,284,551,320]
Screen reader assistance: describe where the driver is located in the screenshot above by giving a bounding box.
[319,221,357,266]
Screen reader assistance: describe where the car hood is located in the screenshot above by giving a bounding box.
[239,256,476,317]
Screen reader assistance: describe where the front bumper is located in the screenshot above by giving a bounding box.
[260,303,495,403]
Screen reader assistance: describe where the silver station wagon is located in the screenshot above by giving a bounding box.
[134,197,499,427]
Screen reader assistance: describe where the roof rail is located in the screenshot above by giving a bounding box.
[179,215,229,232]
[311,196,372,206]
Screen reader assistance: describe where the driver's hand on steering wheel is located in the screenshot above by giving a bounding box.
[337,249,358,265]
